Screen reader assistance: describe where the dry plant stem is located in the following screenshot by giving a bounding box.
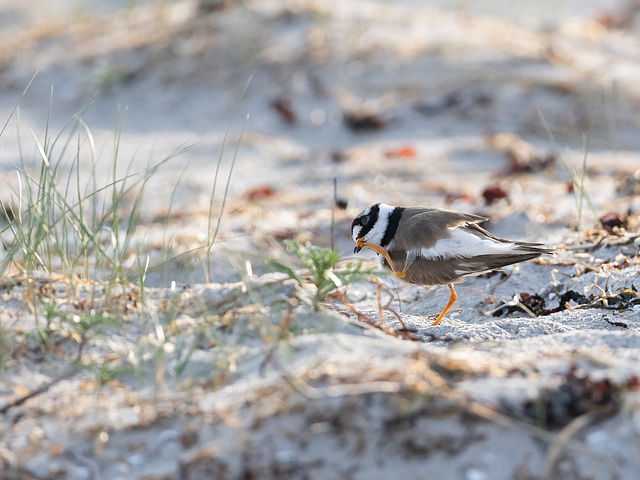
[259,301,296,377]
[414,357,619,470]
[514,298,538,319]
[278,301,295,341]
[512,298,553,335]
[271,346,619,473]
[375,278,384,326]
[370,276,408,330]
[465,402,617,472]
[0,366,82,414]
[330,290,414,339]
[331,177,337,251]
[357,240,457,326]
[270,351,403,400]
[488,268,513,292]
[542,412,601,479]
[330,290,375,325]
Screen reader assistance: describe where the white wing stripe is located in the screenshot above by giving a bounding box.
[418,228,518,260]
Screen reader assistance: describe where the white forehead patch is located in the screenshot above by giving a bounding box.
[351,225,362,241]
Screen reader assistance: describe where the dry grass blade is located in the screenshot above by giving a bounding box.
[542,411,602,479]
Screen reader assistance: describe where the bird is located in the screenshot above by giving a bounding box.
[351,203,552,326]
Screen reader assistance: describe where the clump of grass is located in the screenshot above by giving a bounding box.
[0,79,248,386]
[538,109,598,231]
[1,104,190,288]
[0,109,174,377]
[205,117,246,283]
[205,77,251,283]
[43,302,119,359]
[266,239,374,310]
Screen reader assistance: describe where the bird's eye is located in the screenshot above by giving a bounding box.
[361,215,369,226]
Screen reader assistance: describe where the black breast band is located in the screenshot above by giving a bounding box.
[381,207,405,247]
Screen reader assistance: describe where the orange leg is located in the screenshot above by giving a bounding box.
[431,283,457,326]
[356,239,457,326]
[357,239,407,280]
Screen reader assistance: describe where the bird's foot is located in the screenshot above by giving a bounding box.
[359,241,406,278]
[430,283,457,326]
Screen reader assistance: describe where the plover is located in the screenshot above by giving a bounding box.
[352,203,552,325]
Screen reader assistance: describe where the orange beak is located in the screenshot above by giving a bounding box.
[354,237,365,254]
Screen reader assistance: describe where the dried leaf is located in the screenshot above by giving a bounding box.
[384,146,416,159]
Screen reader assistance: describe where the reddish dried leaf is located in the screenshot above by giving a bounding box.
[272,228,294,241]
[508,153,556,174]
[245,186,275,202]
[444,193,472,205]
[105,353,120,362]
[270,97,297,125]
[519,292,549,316]
[482,185,509,205]
[343,112,386,132]
[384,146,416,159]
[594,11,626,29]
[331,150,349,163]
[600,212,627,234]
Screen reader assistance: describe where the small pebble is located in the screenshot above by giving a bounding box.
[465,468,487,480]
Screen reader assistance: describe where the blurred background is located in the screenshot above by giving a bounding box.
[4,5,640,480]
[1,0,640,282]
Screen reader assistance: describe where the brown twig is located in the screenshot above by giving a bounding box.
[370,277,409,332]
[0,366,83,415]
[259,298,297,377]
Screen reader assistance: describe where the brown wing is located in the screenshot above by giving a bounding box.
[386,208,552,285]
[392,207,489,251]
[384,250,548,286]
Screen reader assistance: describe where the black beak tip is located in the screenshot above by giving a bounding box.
[354,245,362,254]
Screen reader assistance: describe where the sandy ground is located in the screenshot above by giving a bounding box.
[2,1,640,479]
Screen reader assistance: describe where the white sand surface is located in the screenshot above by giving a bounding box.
[2,1,640,479]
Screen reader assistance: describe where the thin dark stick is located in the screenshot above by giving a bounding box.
[331,177,337,251]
